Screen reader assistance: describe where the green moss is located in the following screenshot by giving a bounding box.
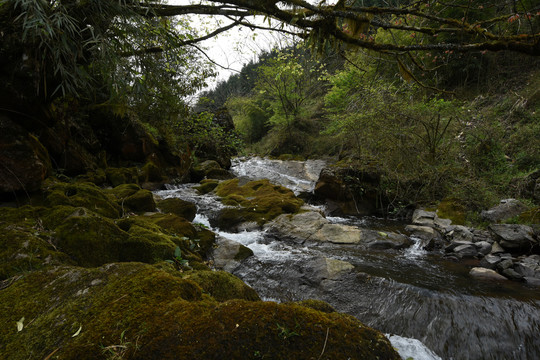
[194,179,219,194]
[105,167,139,187]
[0,222,73,280]
[293,299,336,313]
[54,214,129,267]
[516,207,540,224]
[108,184,157,213]
[183,270,260,302]
[116,215,202,264]
[157,197,197,221]
[0,264,400,360]
[44,181,120,219]
[75,168,107,185]
[141,160,164,183]
[215,179,303,229]
[195,227,216,256]
[437,197,467,225]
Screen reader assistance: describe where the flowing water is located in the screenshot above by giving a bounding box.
[156,157,540,360]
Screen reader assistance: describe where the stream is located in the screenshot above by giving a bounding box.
[156,157,540,360]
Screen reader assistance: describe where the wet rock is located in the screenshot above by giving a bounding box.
[488,224,536,251]
[412,209,452,230]
[501,268,524,281]
[479,254,502,270]
[405,225,442,250]
[412,210,436,226]
[265,211,329,243]
[496,259,514,271]
[444,240,474,252]
[524,277,540,286]
[474,241,493,256]
[453,244,478,259]
[514,255,540,279]
[490,242,505,254]
[313,224,364,244]
[469,267,508,281]
[481,199,529,223]
[446,225,474,243]
[312,257,355,280]
[211,237,254,272]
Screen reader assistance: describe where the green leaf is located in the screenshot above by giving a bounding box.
[174,246,182,259]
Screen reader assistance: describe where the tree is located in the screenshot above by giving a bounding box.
[2,0,538,108]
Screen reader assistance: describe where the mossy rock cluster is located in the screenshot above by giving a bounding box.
[215,179,304,230]
[108,184,157,213]
[1,176,400,360]
[0,263,400,360]
[0,180,213,279]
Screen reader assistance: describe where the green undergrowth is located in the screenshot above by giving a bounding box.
[0,263,400,359]
[214,179,304,230]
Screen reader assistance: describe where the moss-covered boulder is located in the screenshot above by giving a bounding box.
[157,197,197,221]
[215,179,304,230]
[54,212,129,267]
[109,184,157,213]
[0,207,74,280]
[105,167,139,187]
[0,263,400,360]
[183,270,260,302]
[195,179,219,194]
[44,181,120,218]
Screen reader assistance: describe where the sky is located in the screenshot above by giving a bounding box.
[165,1,336,86]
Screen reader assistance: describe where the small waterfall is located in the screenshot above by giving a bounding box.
[403,236,428,259]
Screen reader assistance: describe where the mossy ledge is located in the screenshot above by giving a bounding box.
[0,263,400,360]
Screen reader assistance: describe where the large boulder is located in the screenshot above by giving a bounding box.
[314,166,381,216]
[488,224,536,251]
[0,115,50,195]
[265,211,330,244]
[266,211,411,249]
[481,199,529,223]
[156,197,197,221]
[0,263,401,360]
[214,179,303,231]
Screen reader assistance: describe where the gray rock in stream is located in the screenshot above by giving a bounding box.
[210,237,254,272]
[266,211,411,249]
[470,267,508,281]
[488,224,536,251]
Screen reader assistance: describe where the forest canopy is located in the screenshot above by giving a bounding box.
[1,0,539,104]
